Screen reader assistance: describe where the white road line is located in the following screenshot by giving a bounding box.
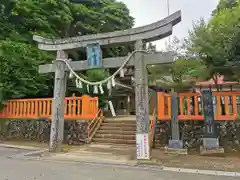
[162,167,240,177]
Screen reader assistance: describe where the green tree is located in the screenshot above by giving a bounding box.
[0,0,134,109]
[188,19,226,83]
[0,40,53,109]
[1,0,134,43]
[188,2,240,83]
[149,36,208,92]
[187,1,240,114]
[212,0,238,15]
[148,58,207,92]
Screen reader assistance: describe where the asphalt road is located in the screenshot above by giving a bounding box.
[0,147,239,180]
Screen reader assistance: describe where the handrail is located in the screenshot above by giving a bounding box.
[86,109,104,143]
[149,108,157,149]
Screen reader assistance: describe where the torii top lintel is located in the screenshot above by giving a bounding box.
[33,11,181,51]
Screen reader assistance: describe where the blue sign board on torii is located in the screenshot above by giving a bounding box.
[86,43,102,69]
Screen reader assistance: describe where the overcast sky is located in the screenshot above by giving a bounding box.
[118,0,219,50]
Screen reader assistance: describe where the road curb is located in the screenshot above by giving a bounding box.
[161,166,240,177]
[8,149,49,159]
[136,159,240,177]
[136,159,163,166]
[0,143,40,151]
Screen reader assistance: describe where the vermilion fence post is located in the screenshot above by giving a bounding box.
[157,92,165,120]
[81,95,90,118]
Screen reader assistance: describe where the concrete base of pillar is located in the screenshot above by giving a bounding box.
[164,147,188,155]
[200,138,224,156]
[164,140,188,155]
[200,146,224,156]
[168,140,183,149]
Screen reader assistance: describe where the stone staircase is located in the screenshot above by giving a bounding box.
[92,117,136,145]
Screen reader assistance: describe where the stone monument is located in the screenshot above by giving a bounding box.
[165,92,187,155]
[200,90,224,155]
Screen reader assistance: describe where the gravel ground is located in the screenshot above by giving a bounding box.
[151,149,240,172]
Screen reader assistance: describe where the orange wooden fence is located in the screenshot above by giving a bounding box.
[157,91,240,121]
[3,91,239,121]
[0,95,98,120]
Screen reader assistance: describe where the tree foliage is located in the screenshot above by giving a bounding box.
[148,58,207,92]
[0,0,134,109]
[149,37,208,92]
[0,40,53,109]
[188,0,240,83]
[212,0,238,15]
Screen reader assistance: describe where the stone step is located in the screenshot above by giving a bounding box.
[99,126,136,131]
[95,134,135,140]
[101,122,136,127]
[88,143,136,149]
[88,143,135,149]
[97,130,136,135]
[103,119,136,124]
[92,138,135,145]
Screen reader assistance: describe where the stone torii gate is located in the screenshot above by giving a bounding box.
[34,11,181,157]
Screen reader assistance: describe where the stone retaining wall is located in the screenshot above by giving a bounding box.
[154,121,240,152]
[0,119,88,145]
[1,119,240,152]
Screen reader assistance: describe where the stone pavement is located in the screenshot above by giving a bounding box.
[43,143,136,165]
[0,147,239,180]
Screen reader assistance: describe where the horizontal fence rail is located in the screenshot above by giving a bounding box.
[157,91,240,121]
[0,95,98,120]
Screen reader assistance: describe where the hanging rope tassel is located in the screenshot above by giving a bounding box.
[69,71,74,79]
[87,85,90,93]
[78,80,83,88]
[75,79,79,88]
[99,84,104,94]
[111,77,116,87]
[108,101,116,117]
[107,80,111,90]
[120,68,125,77]
[75,79,83,88]
[93,85,99,94]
